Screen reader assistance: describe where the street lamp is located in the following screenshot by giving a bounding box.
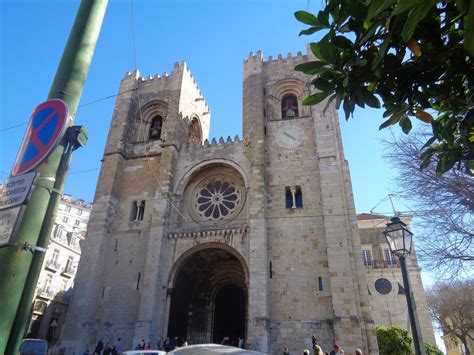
[383,216,426,355]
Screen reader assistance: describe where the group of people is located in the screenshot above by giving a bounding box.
[89,338,123,355]
[221,336,245,348]
[283,336,363,355]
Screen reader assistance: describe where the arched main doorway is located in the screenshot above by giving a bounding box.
[167,247,247,345]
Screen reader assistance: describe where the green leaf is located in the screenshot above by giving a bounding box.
[401,2,436,42]
[310,42,326,62]
[343,97,353,120]
[421,136,437,149]
[392,0,418,15]
[295,11,320,25]
[303,91,331,105]
[323,93,338,112]
[333,35,353,49]
[357,24,378,45]
[420,146,436,161]
[379,112,404,130]
[311,77,335,92]
[436,153,457,176]
[419,156,432,170]
[317,10,330,27]
[367,0,395,20]
[299,26,326,36]
[353,58,368,67]
[342,75,349,88]
[319,38,338,63]
[399,116,413,134]
[464,0,474,56]
[295,61,328,75]
[364,92,381,108]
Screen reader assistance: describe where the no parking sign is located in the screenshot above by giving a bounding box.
[11,99,69,176]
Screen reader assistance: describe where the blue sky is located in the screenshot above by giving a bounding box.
[0,0,434,263]
[1,0,400,212]
[0,0,446,350]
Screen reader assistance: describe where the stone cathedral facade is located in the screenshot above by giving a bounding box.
[61,48,382,354]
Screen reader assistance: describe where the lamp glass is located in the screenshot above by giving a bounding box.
[383,217,413,256]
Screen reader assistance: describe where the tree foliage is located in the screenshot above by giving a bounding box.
[376,325,413,355]
[427,279,474,355]
[295,0,474,175]
[424,343,443,355]
[384,131,474,278]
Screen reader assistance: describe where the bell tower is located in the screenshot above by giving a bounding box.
[242,48,379,353]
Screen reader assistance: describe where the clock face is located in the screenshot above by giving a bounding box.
[276,124,304,149]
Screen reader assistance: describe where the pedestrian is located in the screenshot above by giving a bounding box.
[355,350,362,355]
[83,350,90,355]
[303,349,310,355]
[157,337,163,350]
[135,339,144,350]
[94,340,104,355]
[329,344,342,355]
[314,345,323,355]
[164,337,171,352]
[103,342,112,355]
[114,338,123,354]
[283,346,290,355]
[238,338,244,349]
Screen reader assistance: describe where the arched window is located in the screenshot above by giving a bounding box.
[137,200,145,221]
[188,117,202,144]
[281,94,299,119]
[149,115,163,140]
[130,200,145,221]
[130,201,138,221]
[285,187,293,208]
[295,186,303,208]
[285,186,303,208]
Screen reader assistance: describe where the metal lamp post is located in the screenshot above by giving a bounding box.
[383,216,426,355]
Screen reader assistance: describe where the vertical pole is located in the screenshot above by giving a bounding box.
[0,1,108,354]
[400,255,426,355]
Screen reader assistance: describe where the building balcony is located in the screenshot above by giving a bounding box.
[45,260,61,272]
[61,267,75,278]
[37,288,55,300]
[364,258,400,269]
[55,290,71,304]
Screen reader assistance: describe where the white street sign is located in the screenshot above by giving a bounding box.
[0,206,25,247]
[0,172,37,210]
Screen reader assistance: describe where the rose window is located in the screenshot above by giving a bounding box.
[195,180,240,220]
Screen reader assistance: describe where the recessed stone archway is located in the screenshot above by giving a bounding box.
[167,246,247,345]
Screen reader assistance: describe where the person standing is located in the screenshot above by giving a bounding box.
[94,340,103,355]
[283,346,290,355]
[355,349,363,355]
[114,338,123,354]
[329,344,342,355]
[313,345,323,355]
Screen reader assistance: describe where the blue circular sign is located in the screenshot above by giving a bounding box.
[12,99,68,176]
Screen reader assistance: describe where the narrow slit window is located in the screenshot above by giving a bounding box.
[295,186,303,208]
[130,201,138,221]
[318,277,323,291]
[149,115,163,140]
[137,200,145,221]
[285,187,293,208]
[281,94,299,119]
[136,272,141,290]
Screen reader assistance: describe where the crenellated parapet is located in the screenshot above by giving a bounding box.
[180,134,242,152]
[120,62,210,115]
[243,47,314,80]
